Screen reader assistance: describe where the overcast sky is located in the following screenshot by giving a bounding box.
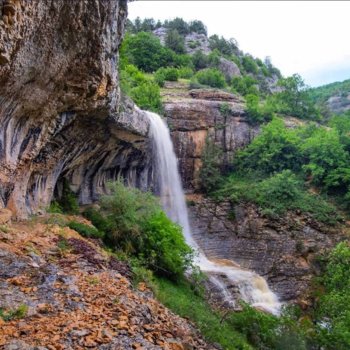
[128,1,350,87]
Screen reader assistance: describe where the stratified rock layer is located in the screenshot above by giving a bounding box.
[162,82,259,191]
[188,195,346,303]
[0,0,151,218]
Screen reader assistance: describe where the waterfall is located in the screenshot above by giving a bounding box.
[147,111,281,315]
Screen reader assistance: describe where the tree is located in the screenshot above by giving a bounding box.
[189,20,207,35]
[276,74,321,120]
[165,29,185,54]
[165,17,189,35]
[122,32,174,72]
[242,55,259,74]
[209,35,238,56]
[191,50,209,71]
[200,137,223,193]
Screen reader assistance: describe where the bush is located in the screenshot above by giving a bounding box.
[0,304,28,322]
[314,242,350,349]
[236,118,302,174]
[56,180,79,215]
[85,180,193,278]
[120,64,162,113]
[154,67,179,83]
[67,221,105,239]
[275,74,321,120]
[140,211,193,278]
[242,55,259,74]
[177,66,194,79]
[191,50,209,71]
[245,93,274,124]
[215,171,340,225]
[231,76,258,96]
[130,82,162,112]
[194,68,226,88]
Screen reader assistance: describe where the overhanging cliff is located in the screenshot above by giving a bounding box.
[0,0,151,218]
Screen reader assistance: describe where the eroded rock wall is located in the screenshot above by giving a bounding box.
[188,195,345,303]
[162,85,259,191]
[0,0,151,218]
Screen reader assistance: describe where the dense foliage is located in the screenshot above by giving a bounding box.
[314,242,350,349]
[83,181,193,279]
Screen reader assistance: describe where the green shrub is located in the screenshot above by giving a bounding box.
[129,82,162,113]
[191,50,209,71]
[67,221,105,239]
[153,277,251,350]
[178,66,194,79]
[231,76,258,96]
[85,180,193,278]
[47,201,63,214]
[140,211,193,278]
[154,67,179,83]
[57,180,79,215]
[219,102,231,117]
[242,55,259,74]
[83,207,112,235]
[215,171,340,225]
[194,68,226,88]
[314,242,350,349]
[0,304,28,322]
[236,117,302,174]
[245,93,274,124]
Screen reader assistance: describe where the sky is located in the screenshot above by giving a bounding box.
[128,1,350,87]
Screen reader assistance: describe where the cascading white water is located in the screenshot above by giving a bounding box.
[147,111,281,315]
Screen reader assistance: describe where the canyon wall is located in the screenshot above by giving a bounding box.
[0,0,151,218]
[162,82,259,191]
[188,196,345,303]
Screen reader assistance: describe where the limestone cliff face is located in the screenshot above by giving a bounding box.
[188,195,346,304]
[162,82,260,191]
[0,0,151,218]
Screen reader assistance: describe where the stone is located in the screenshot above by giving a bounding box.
[218,57,241,80]
[188,197,345,303]
[0,208,12,224]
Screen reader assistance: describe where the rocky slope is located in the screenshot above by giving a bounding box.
[0,0,152,219]
[310,78,350,115]
[0,213,214,350]
[162,81,259,191]
[188,195,347,304]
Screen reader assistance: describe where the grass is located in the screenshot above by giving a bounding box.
[67,221,105,239]
[0,304,28,322]
[153,276,252,350]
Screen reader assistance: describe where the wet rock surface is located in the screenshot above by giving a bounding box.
[188,195,347,303]
[0,218,214,349]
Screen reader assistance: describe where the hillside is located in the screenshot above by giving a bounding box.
[310,79,350,116]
